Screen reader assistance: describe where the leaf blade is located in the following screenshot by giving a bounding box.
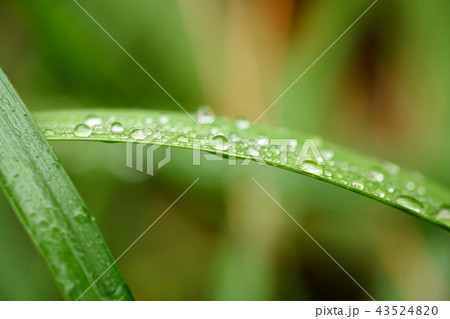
[0,72,133,300]
[34,108,450,231]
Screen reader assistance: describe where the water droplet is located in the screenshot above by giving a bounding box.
[302,161,323,176]
[249,147,260,157]
[159,115,169,124]
[269,145,280,155]
[406,181,415,191]
[321,149,334,161]
[44,129,55,137]
[130,129,146,140]
[351,181,364,190]
[74,124,91,137]
[110,122,124,133]
[229,133,239,141]
[152,131,162,140]
[85,116,102,127]
[388,187,395,193]
[396,196,423,213]
[211,134,229,151]
[374,189,386,198]
[334,172,343,180]
[417,186,426,196]
[177,136,189,143]
[196,105,215,124]
[339,162,350,171]
[145,117,153,125]
[435,205,450,222]
[236,118,250,130]
[367,169,384,183]
[256,137,269,146]
[382,161,400,174]
[73,207,89,223]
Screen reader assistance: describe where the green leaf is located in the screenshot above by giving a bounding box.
[0,70,133,300]
[33,108,450,231]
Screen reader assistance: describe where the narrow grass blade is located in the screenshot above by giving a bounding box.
[0,71,133,300]
[33,108,450,231]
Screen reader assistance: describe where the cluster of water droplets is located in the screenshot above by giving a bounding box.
[304,153,450,222]
[192,106,257,155]
[38,106,450,226]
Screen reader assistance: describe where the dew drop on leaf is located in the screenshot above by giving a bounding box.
[269,145,280,155]
[249,147,260,157]
[324,170,333,178]
[321,149,334,161]
[352,181,365,190]
[159,115,169,124]
[177,136,189,143]
[366,169,384,183]
[302,160,323,176]
[406,181,415,191]
[110,122,124,133]
[435,205,450,222]
[85,116,102,127]
[196,105,215,124]
[339,162,350,172]
[229,132,239,141]
[130,129,146,140]
[382,161,400,174]
[236,118,250,130]
[257,137,269,146]
[211,134,229,151]
[44,129,55,137]
[73,207,89,223]
[396,196,424,213]
[374,189,386,198]
[417,186,426,196]
[152,131,162,141]
[74,123,91,137]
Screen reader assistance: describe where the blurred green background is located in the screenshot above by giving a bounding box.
[0,0,449,300]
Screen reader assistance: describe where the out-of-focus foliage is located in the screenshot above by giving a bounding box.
[0,0,449,300]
